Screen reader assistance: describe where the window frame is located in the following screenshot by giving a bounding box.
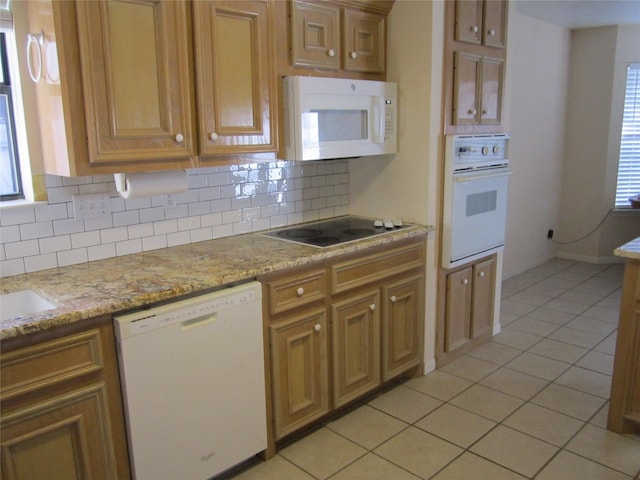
[0,31,24,201]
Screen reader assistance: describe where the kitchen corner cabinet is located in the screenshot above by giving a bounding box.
[260,239,425,449]
[27,0,277,177]
[437,255,495,366]
[0,316,130,480]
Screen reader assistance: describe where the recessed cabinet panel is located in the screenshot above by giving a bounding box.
[480,57,503,125]
[454,0,482,45]
[483,0,507,48]
[444,267,472,352]
[343,9,385,73]
[269,308,329,440]
[194,1,277,155]
[290,1,340,69]
[75,0,196,164]
[382,275,424,380]
[453,52,481,125]
[332,290,381,407]
[470,257,495,337]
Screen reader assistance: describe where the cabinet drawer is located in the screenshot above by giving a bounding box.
[265,268,327,315]
[331,242,425,294]
[1,330,104,402]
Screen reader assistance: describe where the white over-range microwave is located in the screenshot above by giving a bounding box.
[281,76,398,161]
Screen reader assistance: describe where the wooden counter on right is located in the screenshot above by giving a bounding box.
[608,236,640,434]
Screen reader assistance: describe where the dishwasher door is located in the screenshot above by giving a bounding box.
[113,281,266,480]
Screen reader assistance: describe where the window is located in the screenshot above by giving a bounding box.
[615,63,640,208]
[0,31,22,200]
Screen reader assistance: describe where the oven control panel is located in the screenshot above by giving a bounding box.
[449,134,510,169]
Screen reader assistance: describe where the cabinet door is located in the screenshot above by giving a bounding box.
[74,0,196,165]
[194,0,277,156]
[454,0,483,45]
[480,57,503,125]
[1,384,119,480]
[342,9,385,73]
[290,1,340,69]
[332,290,381,407]
[453,51,481,125]
[483,0,507,48]
[382,274,424,381]
[471,257,496,338]
[269,308,329,440]
[445,267,472,352]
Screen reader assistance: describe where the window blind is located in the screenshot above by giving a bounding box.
[615,63,640,207]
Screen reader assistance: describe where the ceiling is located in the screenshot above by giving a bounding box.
[515,0,640,29]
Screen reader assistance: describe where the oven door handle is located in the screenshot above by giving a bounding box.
[454,170,513,182]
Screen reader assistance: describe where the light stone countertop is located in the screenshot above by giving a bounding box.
[0,223,431,341]
[614,236,640,261]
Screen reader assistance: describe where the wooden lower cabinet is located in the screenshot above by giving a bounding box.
[0,317,130,480]
[269,307,330,440]
[332,289,381,408]
[438,255,496,366]
[607,259,640,433]
[260,239,426,452]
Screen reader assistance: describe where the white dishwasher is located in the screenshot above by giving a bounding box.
[113,281,267,480]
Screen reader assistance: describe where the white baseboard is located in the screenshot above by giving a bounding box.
[556,252,624,264]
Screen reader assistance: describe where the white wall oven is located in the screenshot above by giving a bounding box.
[442,134,511,268]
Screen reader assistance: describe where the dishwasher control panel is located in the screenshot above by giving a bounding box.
[114,282,261,338]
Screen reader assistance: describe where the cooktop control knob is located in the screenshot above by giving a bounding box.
[393,220,403,227]
[493,145,501,154]
[374,219,383,228]
[383,219,394,229]
[481,146,489,155]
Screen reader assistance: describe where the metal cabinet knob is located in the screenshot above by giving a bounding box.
[471,25,479,33]
[390,295,397,303]
[296,287,304,297]
[175,133,184,143]
[488,29,496,36]
[210,132,218,141]
[462,278,469,285]
[468,109,477,115]
[479,271,485,278]
[369,303,376,311]
[327,49,335,57]
[314,324,321,332]
[350,51,357,59]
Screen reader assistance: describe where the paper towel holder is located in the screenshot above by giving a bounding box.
[113,170,189,199]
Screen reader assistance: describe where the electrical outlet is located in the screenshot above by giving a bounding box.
[163,194,177,209]
[547,229,554,239]
[73,194,112,221]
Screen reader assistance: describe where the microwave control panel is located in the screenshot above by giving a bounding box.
[385,99,395,139]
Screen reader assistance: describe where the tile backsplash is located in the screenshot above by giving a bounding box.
[0,161,349,278]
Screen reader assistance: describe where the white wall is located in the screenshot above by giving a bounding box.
[349,0,444,372]
[502,13,571,279]
[557,25,640,263]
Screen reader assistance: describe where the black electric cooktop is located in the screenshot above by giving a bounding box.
[262,216,409,248]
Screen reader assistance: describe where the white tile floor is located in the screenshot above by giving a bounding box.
[231,259,640,480]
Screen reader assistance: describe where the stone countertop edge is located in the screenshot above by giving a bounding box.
[0,224,433,341]
[614,236,640,261]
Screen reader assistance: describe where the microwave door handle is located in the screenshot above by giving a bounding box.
[454,170,513,182]
[372,96,385,143]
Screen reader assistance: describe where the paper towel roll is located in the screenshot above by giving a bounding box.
[114,170,188,199]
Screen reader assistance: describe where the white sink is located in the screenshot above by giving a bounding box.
[0,290,56,321]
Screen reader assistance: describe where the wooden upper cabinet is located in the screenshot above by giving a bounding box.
[342,8,385,73]
[193,0,277,155]
[75,0,197,165]
[453,52,503,126]
[483,1,508,48]
[290,1,341,70]
[454,0,507,49]
[289,0,388,74]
